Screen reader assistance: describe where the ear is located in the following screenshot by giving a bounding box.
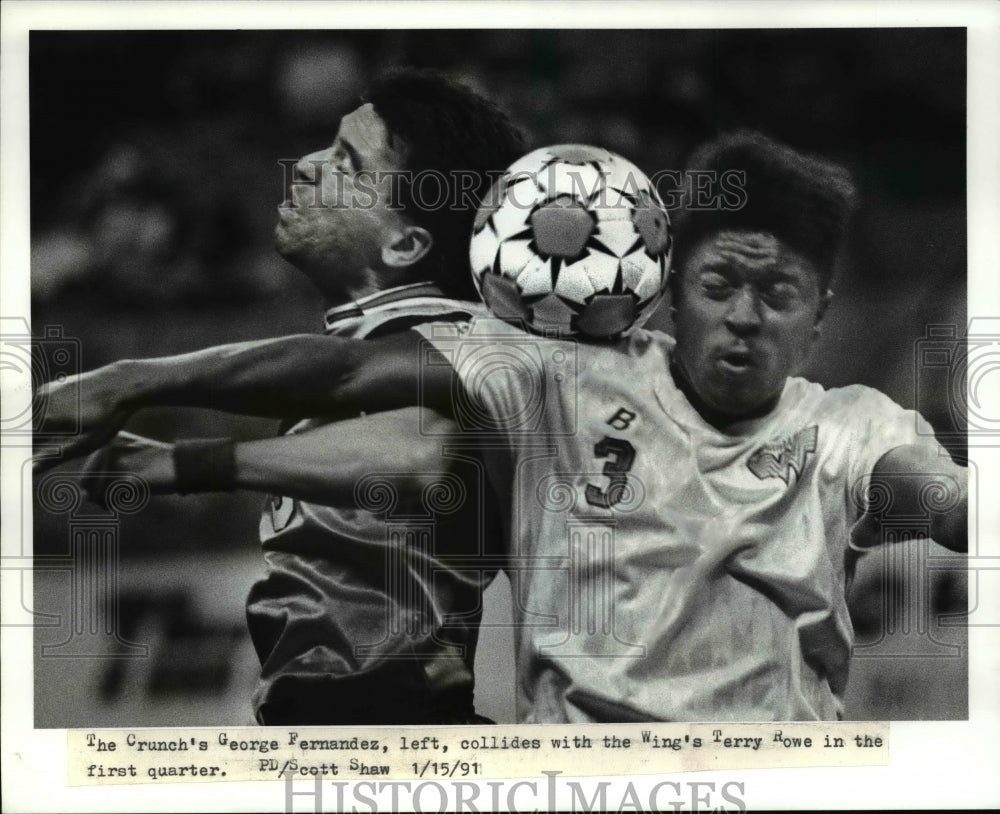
[813,288,833,337]
[816,288,834,323]
[381,225,433,269]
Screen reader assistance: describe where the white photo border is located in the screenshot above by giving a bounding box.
[2,1,998,811]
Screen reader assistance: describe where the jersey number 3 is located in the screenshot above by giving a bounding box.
[585,437,636,509]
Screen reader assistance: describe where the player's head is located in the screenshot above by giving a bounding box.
[669,131,857,423]
[274,67,525,304]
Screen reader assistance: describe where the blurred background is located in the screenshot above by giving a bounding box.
[31,28,967,726]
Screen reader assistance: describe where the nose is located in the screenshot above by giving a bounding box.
[292,149,327,184]
[724,287,762,335]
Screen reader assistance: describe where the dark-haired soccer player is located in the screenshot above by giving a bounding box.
[40,67,525,726]
[39,132,966,721]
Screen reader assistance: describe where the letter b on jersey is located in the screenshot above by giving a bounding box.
[607,408,636,431]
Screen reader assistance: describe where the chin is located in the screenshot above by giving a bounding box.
[272,223,292,253]
[728,391,781,420]
[706,383,762,417]
[273,229,309,267]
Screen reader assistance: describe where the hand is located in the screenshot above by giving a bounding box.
[80,431,176,507]
[849,481,968,555]
[34,363,135,472]
[849,511,883,553]
[855,445,969,554]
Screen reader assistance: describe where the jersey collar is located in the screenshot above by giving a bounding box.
[323,281,445,331]
[656,340,794,440]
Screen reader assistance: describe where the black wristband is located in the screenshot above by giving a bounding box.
[173,438,237,494]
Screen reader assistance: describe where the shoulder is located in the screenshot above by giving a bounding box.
[403,309,510,345]
[781,379,930,449]
[582,327,674,370]
[360,298,485,338]
[802,381,906,420]
[622,326,675,356]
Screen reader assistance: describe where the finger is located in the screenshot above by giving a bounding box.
[31,448,66,475]
[32,416,128,475]
[32,382,74,435]
[79,447,115,510]
[116,430,172,449]
[32,437,100,474]
[38,408,133,469]
[32,435,102,473]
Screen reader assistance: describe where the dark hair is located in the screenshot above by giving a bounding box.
[363,68,526,300]
[671,130,858,293]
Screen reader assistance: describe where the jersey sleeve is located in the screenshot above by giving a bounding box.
[411,317,554,440]
[842,386,949,509]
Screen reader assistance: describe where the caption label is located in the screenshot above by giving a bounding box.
[68,723,889,785]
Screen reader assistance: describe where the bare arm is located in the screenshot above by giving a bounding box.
[36,331,453,467]
[851,443,968,553]
[234,408,455,504]
[82,409,457,509]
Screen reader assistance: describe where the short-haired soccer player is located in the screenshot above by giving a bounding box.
[39,67,526,726]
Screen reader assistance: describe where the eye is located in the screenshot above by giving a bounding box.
[698,272,732,298]
[329,144,353,173]
[761,282,799,308]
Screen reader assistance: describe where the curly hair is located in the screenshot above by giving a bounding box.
[672,130,858,291]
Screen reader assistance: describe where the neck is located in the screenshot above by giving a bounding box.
[316,267,386,309]
[669,358,779,431]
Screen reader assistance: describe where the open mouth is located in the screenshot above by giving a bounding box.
[717,348,756,373]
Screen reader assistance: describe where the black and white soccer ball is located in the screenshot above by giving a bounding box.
[469,144,672,339]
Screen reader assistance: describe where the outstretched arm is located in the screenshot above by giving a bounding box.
[36,331,452,467]
[851,443,968,553]
[83,409,458,509]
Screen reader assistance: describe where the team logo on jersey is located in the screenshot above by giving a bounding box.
[747,425,818,485]
[267,494,296,533]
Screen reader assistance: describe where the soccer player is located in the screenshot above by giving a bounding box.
[38,67,525,726]
[39,132,967,722]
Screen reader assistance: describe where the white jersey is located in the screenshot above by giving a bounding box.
[415,317,941,722]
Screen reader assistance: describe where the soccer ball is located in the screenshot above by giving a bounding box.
[469,144,672,339]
